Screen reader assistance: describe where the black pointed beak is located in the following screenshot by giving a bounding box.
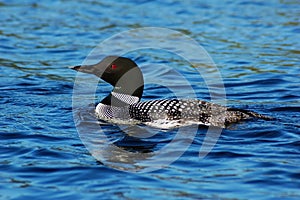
[68,64,100,75]
[69,65,81,71]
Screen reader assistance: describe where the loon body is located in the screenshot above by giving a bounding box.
[70,56,269,128]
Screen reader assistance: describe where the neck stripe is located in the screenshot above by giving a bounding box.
[111,92,139,105]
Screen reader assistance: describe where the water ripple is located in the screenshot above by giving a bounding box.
[1,0,300,199]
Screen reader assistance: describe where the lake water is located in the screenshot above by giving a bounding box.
[1,0,300,199]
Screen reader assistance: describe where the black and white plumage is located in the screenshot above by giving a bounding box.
[70,56,270,128]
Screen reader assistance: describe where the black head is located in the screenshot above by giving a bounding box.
[70,56,144,98]
[70,56,138,85]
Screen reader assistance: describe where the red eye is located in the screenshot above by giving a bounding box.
[111,64,117,69]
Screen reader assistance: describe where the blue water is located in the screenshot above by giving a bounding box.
[1,0,300,199]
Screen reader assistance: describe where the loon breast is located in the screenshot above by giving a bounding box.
[95,92,139,120]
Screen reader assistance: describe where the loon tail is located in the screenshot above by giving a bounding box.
[228,107,273,120]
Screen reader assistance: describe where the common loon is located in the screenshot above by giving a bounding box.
[70,56,270,128]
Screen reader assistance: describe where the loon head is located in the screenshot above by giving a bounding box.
[70,56,144,99]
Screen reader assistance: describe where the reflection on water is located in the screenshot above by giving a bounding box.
[74,105,200,173]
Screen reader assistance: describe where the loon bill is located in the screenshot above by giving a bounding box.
[70,56,271,128]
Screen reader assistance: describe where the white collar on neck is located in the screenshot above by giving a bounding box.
[111,92,139,105]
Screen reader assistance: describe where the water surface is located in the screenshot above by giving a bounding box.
[1,0,300,199]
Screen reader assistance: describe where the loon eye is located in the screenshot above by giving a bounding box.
[111,64,118,69]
